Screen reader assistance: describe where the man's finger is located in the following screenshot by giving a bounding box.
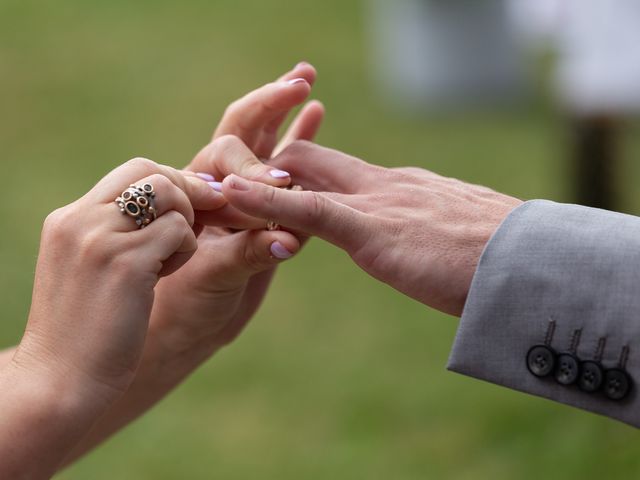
[267,141,374,194]
[221,174,368,250]
[195,203,271,230]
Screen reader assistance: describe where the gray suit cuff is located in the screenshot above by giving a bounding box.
[448,199,640,428]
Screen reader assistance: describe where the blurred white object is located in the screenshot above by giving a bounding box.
[367,0,526,112]
[510,0,640,115]
[507,0,563,46]
[555,0,640,115]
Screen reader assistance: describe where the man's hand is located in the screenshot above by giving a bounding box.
[221,141,523,316]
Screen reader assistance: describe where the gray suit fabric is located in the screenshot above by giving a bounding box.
[448,200,640,428]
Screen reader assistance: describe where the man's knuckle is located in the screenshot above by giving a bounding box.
[260,184,279,205]
[302,191,326,219]
[282,139,312,156]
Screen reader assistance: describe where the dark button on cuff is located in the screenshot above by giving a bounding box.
[578,360,604,393]
[603,368,632,401]
[554,353,580,385]
[527,345,556,377]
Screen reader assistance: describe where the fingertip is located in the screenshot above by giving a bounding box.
[293,62,317,85]
[262,230,300,260]
[306,99,325,116]
[281,61,317,86]
[281,77,312,103]
[270,240,294,259]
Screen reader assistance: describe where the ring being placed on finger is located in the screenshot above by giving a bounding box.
[115,183,157,229]
[265,184,303,231]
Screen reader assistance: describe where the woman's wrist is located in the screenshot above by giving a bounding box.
[0,357,111,478]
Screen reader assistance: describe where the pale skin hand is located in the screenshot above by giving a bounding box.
[58,63,326,464]
[220,141,523,316]
[0,159,223,479]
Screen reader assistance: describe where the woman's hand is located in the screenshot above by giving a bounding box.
[151,62,323,355]
[1,158,223,479]
[60,63,324,464]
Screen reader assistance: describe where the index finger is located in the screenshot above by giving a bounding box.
[221,174,368,250]
[90,157,227,212]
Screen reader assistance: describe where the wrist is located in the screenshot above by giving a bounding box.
[11,333,130,409]
[0,358,110,478]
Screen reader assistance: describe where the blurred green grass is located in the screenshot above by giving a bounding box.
[1,1,640,479]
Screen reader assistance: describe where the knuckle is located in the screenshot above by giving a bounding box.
[160,210,192,236]
[215,134,241,151]
[301,191,326,220]
[259,183,279,206]
[243,243,268,272]
[42,205,76,243]
[280,139,312,157]
[124,156,156,172]
[147,173,173,192]
[209,135,242,164]
[164,209,189,228]
[223,100,242,120]
[76,229,115,267]
[245,161,268,178]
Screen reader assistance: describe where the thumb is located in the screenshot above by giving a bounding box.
[221,174,365,250]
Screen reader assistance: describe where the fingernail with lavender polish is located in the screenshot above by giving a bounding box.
[295,61,310,68]
[269,169,290,179]
[270,241,293,259]
[196,172,215,182]
[287,78,307,86]
[208,181,222,192]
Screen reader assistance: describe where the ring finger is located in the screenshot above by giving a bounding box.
[109,173,195,232]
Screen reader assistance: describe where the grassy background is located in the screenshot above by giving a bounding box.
[1,1,640,478]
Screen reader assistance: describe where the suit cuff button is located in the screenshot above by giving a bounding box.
[527,345,556,377]
[578,360,604,393]
[603,368,632,401]
[554,353,580,385]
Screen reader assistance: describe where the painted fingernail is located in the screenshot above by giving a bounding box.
[196,172,215,182]
[270,241,293,259]
[295,61,310,68]
[228,175,251,191]
[287,78,307,86]
[269,169,290,179]
[208,181,222,192]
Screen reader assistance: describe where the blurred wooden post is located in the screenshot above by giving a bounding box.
[572,116,618,211]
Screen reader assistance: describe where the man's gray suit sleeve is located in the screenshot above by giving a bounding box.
[448,199,640,428]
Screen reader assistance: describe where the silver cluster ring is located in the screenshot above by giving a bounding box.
[115,183,157,229]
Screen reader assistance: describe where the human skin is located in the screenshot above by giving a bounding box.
[0,63,325,476]
[61,63,325,464]
[220,141,523,316]
[0,160,222,479]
